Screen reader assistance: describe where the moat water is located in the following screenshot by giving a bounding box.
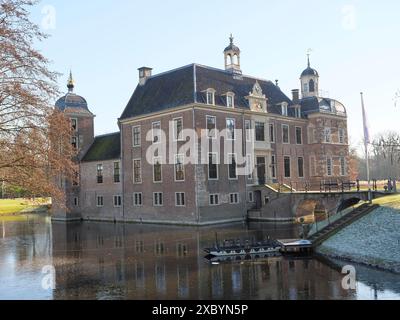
[0,214,399,300]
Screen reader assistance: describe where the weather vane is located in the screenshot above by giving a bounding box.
[307,48,313,66]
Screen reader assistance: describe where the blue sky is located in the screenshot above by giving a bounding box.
[30,0,400,150]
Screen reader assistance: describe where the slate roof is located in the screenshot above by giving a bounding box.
[300,97,346,116]
[55,93,89,111]
[81,132,121,162]
[301,66,319,77]
[120,64,295,120]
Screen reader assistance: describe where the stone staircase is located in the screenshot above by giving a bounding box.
[308,203,379,247]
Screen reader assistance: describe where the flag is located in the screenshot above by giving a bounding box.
[361,92,370,146]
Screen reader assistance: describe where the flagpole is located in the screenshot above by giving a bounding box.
[361,92,372,202]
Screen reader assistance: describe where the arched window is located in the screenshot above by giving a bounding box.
[309,79,315,92]
[232,54,239,65]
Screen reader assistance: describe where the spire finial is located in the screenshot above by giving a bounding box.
[230,33,234,45]
[67,70,74,92]
[307,48,312,68]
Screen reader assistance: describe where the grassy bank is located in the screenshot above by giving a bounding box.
[373,194,400,208]
[0,198,50,216]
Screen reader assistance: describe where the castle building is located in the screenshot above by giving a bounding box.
[53,37,349,225]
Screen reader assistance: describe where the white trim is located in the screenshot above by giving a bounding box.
[269,123,275,143]
[248,191,254,203]
[174,154,185,182]
[175,192,186,207]
[152,121,161,144]
[283,156,291,178]
[340,156,346,176]
[96,195,104,208]
[326,156,333,176]
[282,124,290,144]
[295,126,303,145]
[133,192,143,207]
[271,154,277,179]
[228,153,238,180]
[297,156,305,178]
[226,118,236,141]
[133,159,142,184]
[226,92,235,108]
[73,197,79,207]
[71,118,78,131]
[245,120,252,142]
[229,193,240,204]
[206,89,216,105]
[153,157,163,183]
[209,194,220,206]
[206,115,217,139]
[113,195,122,208]
[153,192,164,207]
[173,117,184,142]
[113,161,121,184]
[132,125,141,147]
[208,152,219,180]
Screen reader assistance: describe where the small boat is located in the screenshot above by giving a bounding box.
[204,238,282,258]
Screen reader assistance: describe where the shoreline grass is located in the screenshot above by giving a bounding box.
[0,198,50,216]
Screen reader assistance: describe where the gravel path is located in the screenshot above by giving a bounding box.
[317,206,400,273]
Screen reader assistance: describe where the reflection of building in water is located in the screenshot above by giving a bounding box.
[51,221,352,300]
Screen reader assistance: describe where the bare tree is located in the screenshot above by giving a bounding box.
[370,131,400,179]
[0,0,77,201]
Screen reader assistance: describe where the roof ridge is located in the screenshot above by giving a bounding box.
[94,132,120,139]
[145,63,195,81]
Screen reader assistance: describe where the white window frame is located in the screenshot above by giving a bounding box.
[229,193,240,204]
[282,103,288,116]
[226,93,235,108]
[295,107,301,118]
[133,159,142,184]
[96,195,104,208]
[206,115,217,139]
[132,125,141,147]
[153,192,163,207]
[228,153,238,180]
[246,154,253,180]
[133,193,143,207]
[71,136,78,149]
[282,124,290,144]
[327,157,333,176]
[324,127,332,143]
[226,118,236,141]
[295,126,303,145]
[175,192,186,207]
[173,117,184,142]
[152,121,161,144]
[340,157,346,176]
[209,194,220,206]
[206,89,216,105]
[73,197,79,207]
[298,157,305,178]
[174,154,185,182]
[71,118,78,131]
[113,161,121,184]
[339,128,345,144]
[153,157,163,183]
[245,120,252,142]
[269,123,275,143]
[248,191,254,203]
[271,155,277,179]
[113,195,122,208]
[208,152,219,180]
[284,156,291,178]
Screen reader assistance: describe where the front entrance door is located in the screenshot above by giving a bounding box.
[256,157,266,185]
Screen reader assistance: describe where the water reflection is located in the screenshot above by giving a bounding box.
[0,214,399,300]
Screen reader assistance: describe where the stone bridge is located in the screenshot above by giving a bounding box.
[248,186,384,222]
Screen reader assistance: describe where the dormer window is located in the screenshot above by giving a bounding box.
[206,89,215,105]
[281,102,288,116]
[226,93,235,108]
[295,107,302,118]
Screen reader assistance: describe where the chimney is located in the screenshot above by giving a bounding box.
[292,89,300,103]
[138,67,153,86]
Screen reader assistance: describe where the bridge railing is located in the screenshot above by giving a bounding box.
[273,179,387,194]
[305,201,366,238]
